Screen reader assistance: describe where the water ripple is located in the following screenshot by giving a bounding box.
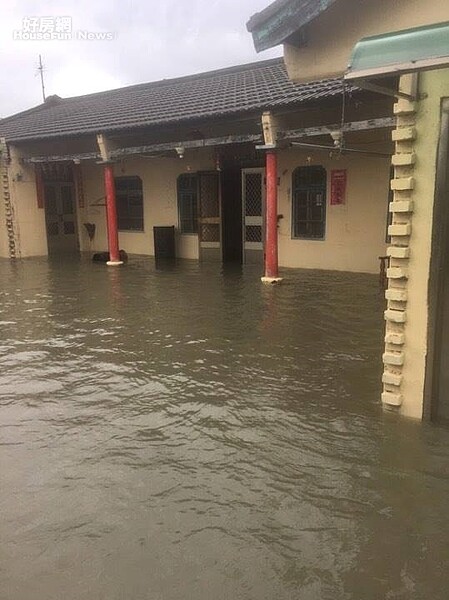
[1,256,449,600]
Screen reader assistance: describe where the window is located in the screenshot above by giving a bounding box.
[115,176,144,231]
[178,174,198,234]
[292,166,327,240]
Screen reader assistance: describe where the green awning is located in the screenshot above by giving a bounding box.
[346,21,449,80]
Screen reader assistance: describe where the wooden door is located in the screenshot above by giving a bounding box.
[45,183,78,254]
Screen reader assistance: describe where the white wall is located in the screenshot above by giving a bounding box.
[3,143,391,274]
[6,146,47,258]
[277,148,390,273]
[80,148,217,259]
[0,161,9,258]
[398,69,449,418]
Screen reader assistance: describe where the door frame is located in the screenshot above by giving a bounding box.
[241,167,265,264]
[44,181,80,255]
[197,171,222,262]
[424,98,449,420]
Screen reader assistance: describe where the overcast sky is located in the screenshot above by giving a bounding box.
[0,0,281,118]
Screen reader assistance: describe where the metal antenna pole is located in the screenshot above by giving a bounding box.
[38,55,46,102]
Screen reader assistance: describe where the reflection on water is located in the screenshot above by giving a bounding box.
[1,255,449,600]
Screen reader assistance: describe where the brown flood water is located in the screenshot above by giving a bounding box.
[1,256,449,600]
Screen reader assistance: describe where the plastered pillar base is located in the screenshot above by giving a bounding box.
[106,260,124,266]
[261,276,283,285]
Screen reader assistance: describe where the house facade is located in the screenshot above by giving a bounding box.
[248,0,449,420]
[0,59,393,275]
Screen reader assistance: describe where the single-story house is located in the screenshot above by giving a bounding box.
[247,0,449,420]
[0,57,393,277]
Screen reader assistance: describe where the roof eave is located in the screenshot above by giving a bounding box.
[247,0,338,52]
[1,105,282,144]
[1,90,349,145]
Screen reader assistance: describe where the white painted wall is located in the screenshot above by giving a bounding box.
[277,148,390,273]
[2,144,390,274]
[79,149,217,259]
[5,147,47,258]
[398,69,449,418]
[0,163,8,258]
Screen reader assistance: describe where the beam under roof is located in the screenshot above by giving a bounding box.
[21,117,395,164]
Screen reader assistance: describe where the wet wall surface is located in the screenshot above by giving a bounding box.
[1,256,449,600]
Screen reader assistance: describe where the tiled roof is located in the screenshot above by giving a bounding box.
[0,58,350,142]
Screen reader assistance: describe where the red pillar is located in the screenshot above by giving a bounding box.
[262,150,281,282]
[103,163,122,265]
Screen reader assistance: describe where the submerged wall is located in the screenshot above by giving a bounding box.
[0,145,47,258]
[277,149,390,273]
[0,146,10,258]
[382,68,449,419]
[79,146,390,273]
[79,148,216,260]
[2,144,391,274]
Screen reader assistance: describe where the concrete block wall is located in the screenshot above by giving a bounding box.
[382,69,449,418]
[0,140,19,258]
[382,95,417,411]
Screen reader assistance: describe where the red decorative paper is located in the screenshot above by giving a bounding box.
[330,169,347,205]
[35,165,45,209]
[74,164,85,208]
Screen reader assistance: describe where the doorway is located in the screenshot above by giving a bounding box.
[197,160,266,265]
[220,166,266,264]
[221,167,243,263]
[44,182,79,255]
[198,172,221,262]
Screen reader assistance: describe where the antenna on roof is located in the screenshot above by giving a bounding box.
[37,55,46,102]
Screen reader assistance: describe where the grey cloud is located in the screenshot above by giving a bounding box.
[0,0,281,117]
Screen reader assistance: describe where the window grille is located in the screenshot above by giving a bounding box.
[115,176,144,232]
[178,174,198,234]
[292,166,327,240]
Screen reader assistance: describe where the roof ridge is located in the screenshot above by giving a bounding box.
[0,57,354,143]
[61,56,285,102]
[1,57,285,122]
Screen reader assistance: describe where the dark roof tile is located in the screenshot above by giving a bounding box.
[0,58,350,142]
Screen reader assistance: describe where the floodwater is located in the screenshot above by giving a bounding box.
[1,256,449,600]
